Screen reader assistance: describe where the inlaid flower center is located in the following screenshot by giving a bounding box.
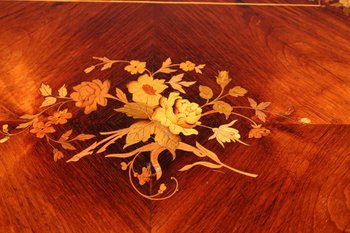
[142,84,156,95]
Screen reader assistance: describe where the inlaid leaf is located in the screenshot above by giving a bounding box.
[40,97,57,108]
[162,57,172,68]
[40,83,52,96]
[248,97,271,122]
[160,68,177,73]
[124,121,155,148]
[66,142,98,162]
[196,142,220,163]
[153,122,180,152]
[257,102,271,110]
[84,66,95,74]
[229,86,247,97]
[59,129,73,141]
[96,137,118,154]
[106,143,159,158]
[157,57,177,73]
[168,74,196,94]
[213,101,232,119]
[194,64,205,74]
[73,134,95,141]
[179,161,222,171]
[20,114,36,120]
[116,88,128,104]
[115,103,154,119]
[93,56,113,63]
[255,110,267,123]
[170,73,183,83]
[248,98,258,109]
[92,57,115,71]
[61,142,76,151]
[16,121,33,129]
[176,142,205,158]
[0,136,9,143]
[180,81,196,87]
[101,62,113,71]
[124,121,180,151]
[199,85,213,99]
[58,85,68,98]
[97,128,129,154]
[248,98,271,111]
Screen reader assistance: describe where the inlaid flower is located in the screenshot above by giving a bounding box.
[127,74,167,107]
[136,167,151,185]
[124,60,146,74]
[152,92,202,136]
[70,79,110,114]
[216,70,231,88]
[158,184,167,194]
[179,61,196,72]
[209,120,241,147]
[248,125,270,139]
[53,149,64,162]
[30,121,56,138]
[48,109,72,125]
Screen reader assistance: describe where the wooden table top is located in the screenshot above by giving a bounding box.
[0,1,349,232]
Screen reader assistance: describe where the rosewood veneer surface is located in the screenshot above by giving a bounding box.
[0,1,349,232]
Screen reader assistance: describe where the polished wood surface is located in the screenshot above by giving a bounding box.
[153,125,350,232]
[0,1,349,232]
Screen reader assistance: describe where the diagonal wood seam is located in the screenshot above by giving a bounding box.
[144,16,346,227]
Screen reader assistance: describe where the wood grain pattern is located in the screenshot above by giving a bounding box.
[0,2,154,232]
[0,1,349,232]
[152,125,350,232]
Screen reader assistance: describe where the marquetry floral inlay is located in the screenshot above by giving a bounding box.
[316,0,350,15]
[0,57,310,200]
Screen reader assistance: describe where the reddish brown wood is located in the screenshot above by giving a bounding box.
[0,2,154,232]
[0,1,349,232]
[152,125,350,232]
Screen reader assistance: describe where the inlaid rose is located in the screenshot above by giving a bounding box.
[70,79,110,114]
[152,92,202,136]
